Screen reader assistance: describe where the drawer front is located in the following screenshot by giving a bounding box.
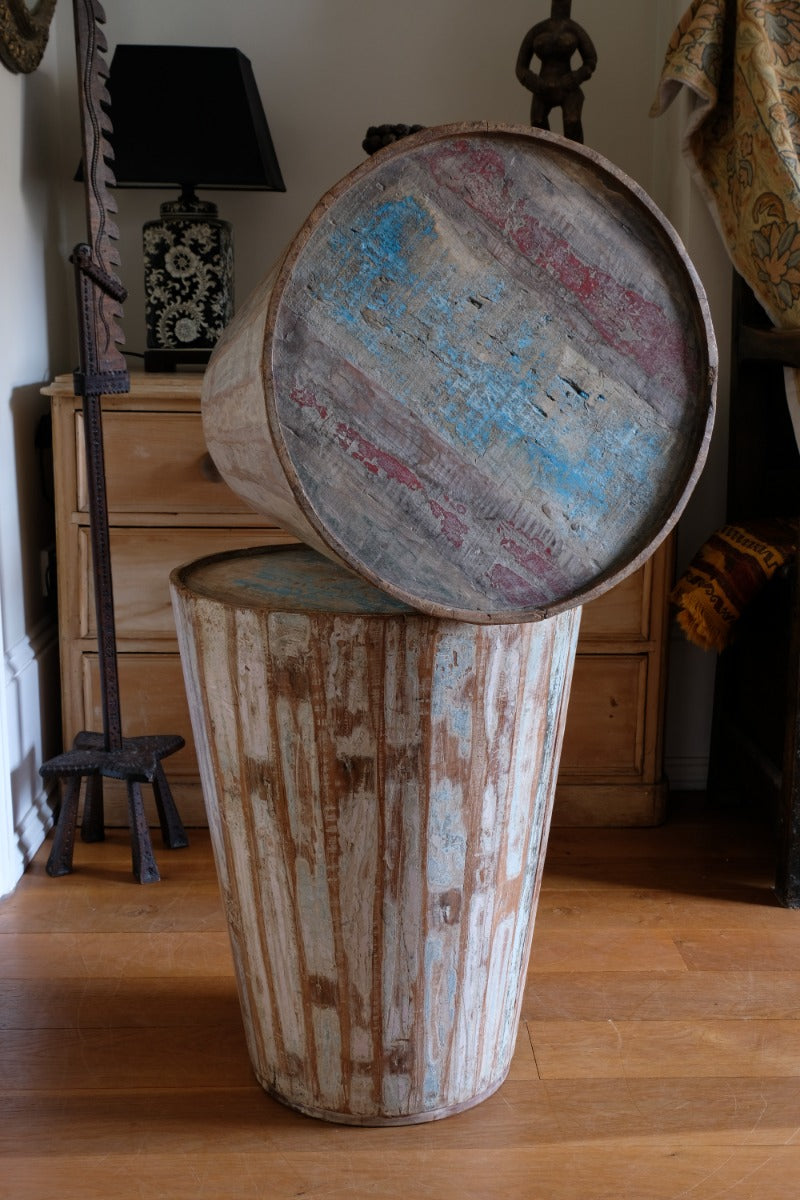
[578,563,650,642]
[82,652,198,779]
[76,411,260,514]
[81,652,647,809]
[560,654,647,777]
[79,527,298,639]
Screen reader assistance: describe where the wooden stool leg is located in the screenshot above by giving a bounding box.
[151,763,189,849]
[126,780,160,884]
[46,776,83,877]
[80,773,105,843]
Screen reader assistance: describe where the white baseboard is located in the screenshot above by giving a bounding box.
[14,778,54,861]
[1,617,59,893]
[665,755,709,791]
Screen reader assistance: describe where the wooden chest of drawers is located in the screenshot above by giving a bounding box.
[47,372,673,827]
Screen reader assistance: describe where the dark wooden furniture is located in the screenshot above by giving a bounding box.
[707,273,800,905]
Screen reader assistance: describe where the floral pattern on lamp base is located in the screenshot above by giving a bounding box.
[143,196,233,371]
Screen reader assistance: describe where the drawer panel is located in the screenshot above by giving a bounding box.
[560,654,647,777]
[82,652,198,779]
[578,563,650,642]
[79,527,298,639]
[76,411,261,514]
[82,652,647,806]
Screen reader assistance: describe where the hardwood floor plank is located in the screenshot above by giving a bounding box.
[0,930,234,978]
[7,1144,796,1200]
[539,864,778,900]
[1,809,799,1199]
[1,1153,317,1200]
[529,928,688,973]
[304,1147,800,1200]
[523,969,800,1020]
[0,880,226,934]
[536,885,790,930]
[3,1075,799,1159]
[0,975,241,1029]
[0,1023,253,1091]
[544,811,774,863]
[541,815,777,899]
[526,1076,800,1147]
[0,1082,564,1156]
[18,827,219,879]
[505,1023,539,1081]
[528,1017,800,1079]
[675,929,800,971]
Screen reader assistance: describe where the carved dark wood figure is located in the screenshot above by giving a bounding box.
[516,1,597,143]
[362,124,425,156]
[0,0,57,73]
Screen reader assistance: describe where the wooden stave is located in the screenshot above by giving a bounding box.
[170,544,581,1123]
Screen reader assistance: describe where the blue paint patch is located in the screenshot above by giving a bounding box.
[423,936,444,1102]
[288,187,680,541]
[225,547,416,614]
[447,965,458,1009]
[426,780,468,890]
[430,634,475,754]
[322,194,436,330]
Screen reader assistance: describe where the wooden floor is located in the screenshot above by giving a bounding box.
[2,798,800,1199]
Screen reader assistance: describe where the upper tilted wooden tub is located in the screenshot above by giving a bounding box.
[202,121,716,624]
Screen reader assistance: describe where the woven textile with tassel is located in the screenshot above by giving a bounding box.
[671,518,798,652]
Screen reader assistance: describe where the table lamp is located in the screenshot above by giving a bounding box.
[87,44,285,370]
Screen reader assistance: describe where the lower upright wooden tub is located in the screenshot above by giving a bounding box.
[171,544,580,1125]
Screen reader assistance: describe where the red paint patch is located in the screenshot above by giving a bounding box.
[488,562,550,608]
[443,494,468,515]
[290,386,328,420]
[334,424,423,492]
[499,533,564,590]
[331,421,473,548]
[426,142,695,402]
[507,210,691,394]
[429,500,469,548]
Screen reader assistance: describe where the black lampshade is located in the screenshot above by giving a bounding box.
[75,44,285,370]
[103,44,285,192]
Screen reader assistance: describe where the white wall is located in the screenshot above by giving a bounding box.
[0,17,74,895]
[0,2,732,891]
[92,1,726,359]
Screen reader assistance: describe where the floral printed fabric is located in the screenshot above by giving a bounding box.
[652,0,800,446]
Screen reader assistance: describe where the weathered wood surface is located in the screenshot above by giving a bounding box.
[203,122,716,623]
[170,545,581,1124]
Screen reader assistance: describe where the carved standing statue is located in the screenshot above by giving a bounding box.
[516,1,597,143]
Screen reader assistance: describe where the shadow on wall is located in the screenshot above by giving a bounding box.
[10,744,54,864]
[5,386,61,875]
[9,385,56,636]
[21,41,79,371]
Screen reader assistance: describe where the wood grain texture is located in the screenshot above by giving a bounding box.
[528,1017,800,1079]
[75,409,260,513]
[4,808,800,1198]
[171,544,581,1123]
[46,373,678,830]
[203,122,716,622]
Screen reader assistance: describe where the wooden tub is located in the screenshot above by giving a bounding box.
[171,544,580,1124]
[202,122,716,624]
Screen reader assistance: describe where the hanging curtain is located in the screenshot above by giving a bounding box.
[652,0,800,448]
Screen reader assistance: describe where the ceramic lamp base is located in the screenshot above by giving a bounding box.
[143,191,233,370]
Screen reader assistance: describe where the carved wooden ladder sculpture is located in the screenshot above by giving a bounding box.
[39,0,187,883]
